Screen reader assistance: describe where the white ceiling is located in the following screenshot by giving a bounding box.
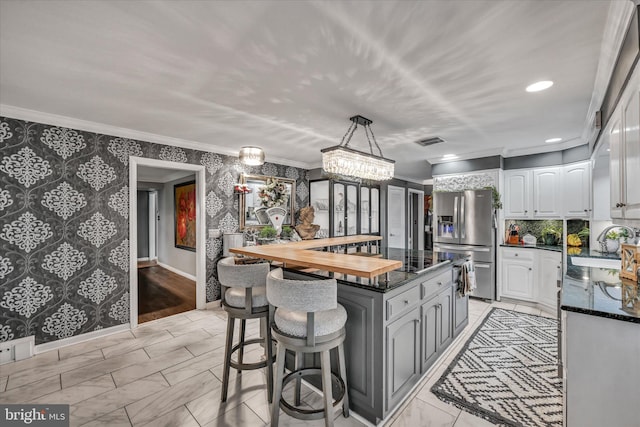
[0,1,628,182]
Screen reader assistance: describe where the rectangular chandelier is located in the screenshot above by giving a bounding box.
[321,145,394,181]
[321,115,395,181]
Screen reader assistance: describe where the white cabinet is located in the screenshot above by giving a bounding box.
[609,81,640,219]
[562,162,591,218]
[501,248,535,301]
[538,251,561,309]
[500,247,561,308]
[504,170,531,218]
[504,167,561,218]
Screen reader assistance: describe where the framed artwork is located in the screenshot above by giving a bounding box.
[174,181,196,251]
[620,244,638,281]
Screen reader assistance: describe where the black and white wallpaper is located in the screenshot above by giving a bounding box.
[0,116,309,345]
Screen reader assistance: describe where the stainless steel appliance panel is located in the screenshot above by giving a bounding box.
[433,192,459,244]
[432,243,493,263]
[471,262,495,300]
[460,189,493,246]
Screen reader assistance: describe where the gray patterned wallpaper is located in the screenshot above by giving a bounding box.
[0,117,309,345]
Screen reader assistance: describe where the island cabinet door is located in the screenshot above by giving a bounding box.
[438,287,453,350]
[385,308,421,410]
[420,295,440,372]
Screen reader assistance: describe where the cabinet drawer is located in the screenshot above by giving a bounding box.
[502,248,535,261]
[421,269,451,300]
[386,286,420,322]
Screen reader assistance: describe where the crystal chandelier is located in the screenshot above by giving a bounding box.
[238,146,265,165]
[321,115,394,181]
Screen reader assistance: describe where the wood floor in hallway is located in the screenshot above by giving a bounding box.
[137,265,196,324]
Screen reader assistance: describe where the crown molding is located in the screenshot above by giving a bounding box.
[0,104,312,170]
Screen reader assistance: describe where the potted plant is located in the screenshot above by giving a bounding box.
[605,230,620,253]
[541,225,561,246]
[619,228,631,244]
[280,225,293,240]
[258,225,277,244]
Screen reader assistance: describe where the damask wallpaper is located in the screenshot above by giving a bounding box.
[0,116,309,345]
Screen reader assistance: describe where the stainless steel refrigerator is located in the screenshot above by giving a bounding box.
[433,189,496,300]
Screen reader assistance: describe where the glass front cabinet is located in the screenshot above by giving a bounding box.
[309,179,380,238]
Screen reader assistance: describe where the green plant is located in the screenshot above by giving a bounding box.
[259,226,277,239]
[619,228,630,239]
[280,225,293,238]
[484,186,502,210]
[605,230,619,240]
[541,225,561,239]
[577,227,590,240]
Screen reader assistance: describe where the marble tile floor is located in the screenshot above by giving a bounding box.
[0,299,554,426]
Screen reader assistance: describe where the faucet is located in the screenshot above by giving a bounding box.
[596,225,639,251]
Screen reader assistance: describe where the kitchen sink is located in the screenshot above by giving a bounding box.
[570,256,621,269]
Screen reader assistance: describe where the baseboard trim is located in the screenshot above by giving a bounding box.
[137,257,150,262]
[156,262,196,281]
[34,323,131,355]
[205,300,221,309]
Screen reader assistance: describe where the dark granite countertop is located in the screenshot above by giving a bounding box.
[561,258,640,324]
[284,247,468,293]
[566,247,621,260]
[500,243,562,252]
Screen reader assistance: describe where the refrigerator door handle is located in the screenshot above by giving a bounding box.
[460,196,465,239]
[453,196,458,239]
[434,243,491,252]
[474,263,491,269]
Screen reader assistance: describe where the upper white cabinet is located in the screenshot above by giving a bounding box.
[609,73,640,219]
[562,162,592,218]
[504,167,562,218]
[504,170,531,217]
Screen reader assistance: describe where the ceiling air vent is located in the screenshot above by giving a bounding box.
[415,137,445,147]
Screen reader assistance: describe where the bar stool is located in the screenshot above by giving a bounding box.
[266,268,349,427]
[217,257,274,403]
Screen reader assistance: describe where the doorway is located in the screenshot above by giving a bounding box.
[129,157,206,328]
[408,189,424,251]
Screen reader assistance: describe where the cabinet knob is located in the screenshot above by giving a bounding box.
[437,281,443,286]
[524,210,528,213]
[404,300,409,305]
[557,266,561,269]
[515,253,518,256]
[584,209,588,212]
[534,210,538,213]
[529,267,532,271]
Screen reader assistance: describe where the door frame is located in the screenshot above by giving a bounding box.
[408,189,425,250]
[387,185,406,248]
[129,156,207,328]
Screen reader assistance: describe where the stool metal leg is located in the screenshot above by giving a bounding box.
[263,316,274,404]
[320,350,334,427]
[271,342,287,427]
[294,351,303,406]
[338,342,349,417]
[221,315,235,402]
[237,319,246,374]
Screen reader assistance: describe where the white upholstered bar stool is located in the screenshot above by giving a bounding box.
[217,257,274,403]
[266,268,349,427]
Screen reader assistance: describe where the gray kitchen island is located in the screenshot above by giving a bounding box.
[284,248,469,424]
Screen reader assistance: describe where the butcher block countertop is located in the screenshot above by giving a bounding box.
[230,235,402,279]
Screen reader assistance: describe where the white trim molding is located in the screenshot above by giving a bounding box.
[129,157,207,329]
[157,262,197,281]
[34,324,130,354]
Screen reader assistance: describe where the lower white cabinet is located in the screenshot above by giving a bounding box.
[500,247,561,308]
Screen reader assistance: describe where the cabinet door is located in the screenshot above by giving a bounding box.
[333,182,346,236]
[533,167,562,217]
[453,292,469,337]
[346,183,358,236]
[386,309,421,409]
[310,180,330,238]
[563,162,591,218]
[623,90,640,219]
[504,170,531,218]
[539,251,561,309]
[360,186,370,234]
[502,260,534,300]
[438,287,453,350]
[420,296,440,372]
[610,117,624,218]
[370,188,380,234]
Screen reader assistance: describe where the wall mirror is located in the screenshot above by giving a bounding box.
[239,174,296,229]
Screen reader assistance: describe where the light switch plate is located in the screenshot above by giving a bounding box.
[209,229,222,238]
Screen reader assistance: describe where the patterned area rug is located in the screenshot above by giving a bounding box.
[431,308,562,427]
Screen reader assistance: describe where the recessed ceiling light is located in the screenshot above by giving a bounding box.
[443,154,458,159]
[526,80,554,92]
[545,137,562,143]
